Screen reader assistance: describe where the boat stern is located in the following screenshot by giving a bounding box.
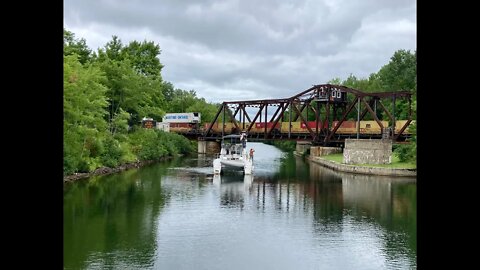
[213,158,222,174]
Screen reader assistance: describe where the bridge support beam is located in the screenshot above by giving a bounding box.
[294,141,312,156]
[310,146,342,157]
[198,140,221,154]
[198,140,206,154]
[343,139,392,164]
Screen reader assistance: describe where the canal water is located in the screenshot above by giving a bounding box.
[64,142,416,270]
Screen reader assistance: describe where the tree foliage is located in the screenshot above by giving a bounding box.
[64,54,109,173]
[122,40,164,78]
[64,29,93,65]
[63,29,212,175]
[328,49,417,163]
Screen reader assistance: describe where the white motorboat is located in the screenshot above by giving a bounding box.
[213,133,254,175]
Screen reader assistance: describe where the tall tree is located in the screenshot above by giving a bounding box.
[378,49,417,91]
[162,81,175,103]
[64,29,92,65]
[186,99,221,124]
[122,40,164,78]
[167,89,198,113]
[64,54,109,173]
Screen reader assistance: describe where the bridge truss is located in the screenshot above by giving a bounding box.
[202,84,413,146]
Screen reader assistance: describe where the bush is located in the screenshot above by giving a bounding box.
[64,130,85,175]
[100,136,123,167]
[393,122,416,163]
[273,140,296,152]
[394,142,416,163]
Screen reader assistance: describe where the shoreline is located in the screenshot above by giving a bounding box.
[63,158,168,183]
[294,152,416,177]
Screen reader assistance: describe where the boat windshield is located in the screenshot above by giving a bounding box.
[222,135,241,144]
[222,135,244,155]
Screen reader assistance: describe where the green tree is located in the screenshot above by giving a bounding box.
[167,89,198,113]
[109,108,130,136]
[64,54,109,174]
[326,49,417,163]
[64,29,92,65]
[186,99,221,124]
[96,36,166,126]
[378,49,416,91]
[162,81,175,103]
[98,35,124,62]
[122,40,164,78]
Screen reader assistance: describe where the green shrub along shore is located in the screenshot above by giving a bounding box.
[64,128,195,178]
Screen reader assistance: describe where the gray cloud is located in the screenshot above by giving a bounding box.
[64,0,416,103]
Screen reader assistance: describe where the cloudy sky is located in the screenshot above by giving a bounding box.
[64,0,416,103]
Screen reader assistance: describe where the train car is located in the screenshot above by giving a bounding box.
[250,122,281,134]
[395,120,416,135]
[207,122,240,134]
[156,122,170,132]
[300,121,329,129]
[281,121,330,134]
[141,117,156,129]
[163,112,201,123]
[204,119,412,137]
[332,120,356,134]
[358,120,389,134]
[163,112,201,133]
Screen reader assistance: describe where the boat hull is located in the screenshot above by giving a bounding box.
[213,157,254,175]
[220,159,245,168]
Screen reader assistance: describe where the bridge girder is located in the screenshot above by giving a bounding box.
[202,84,413,145]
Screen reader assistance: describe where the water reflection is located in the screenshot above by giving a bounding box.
[64,143,416,270]
[212,173,253,189]
[63,160,176,269]
[308,161,417,265]
[211,173,254,209]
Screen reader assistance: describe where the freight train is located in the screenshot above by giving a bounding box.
[201,120,414,137]
[150,112,414,139]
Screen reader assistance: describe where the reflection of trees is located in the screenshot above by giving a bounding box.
[276,152,310,180]
[319,165,417,264]
[64,161,173,269]
[309,165,344,232]
[387,183,416,259]
[271,154,416,264]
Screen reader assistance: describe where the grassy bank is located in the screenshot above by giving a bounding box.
[320,153,416,169]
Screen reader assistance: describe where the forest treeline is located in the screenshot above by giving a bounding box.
[64,29,416,175]
[64,29,219,175]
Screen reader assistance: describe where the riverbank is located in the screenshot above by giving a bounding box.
[294,152,416,177]
[64,159,160,183]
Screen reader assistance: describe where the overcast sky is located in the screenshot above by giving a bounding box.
[64,0,416,103]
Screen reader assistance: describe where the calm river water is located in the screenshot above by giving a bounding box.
[64,142,416,270]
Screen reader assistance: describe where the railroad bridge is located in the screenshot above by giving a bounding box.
[189,84,413,147]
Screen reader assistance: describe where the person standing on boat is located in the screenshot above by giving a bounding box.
[249,148,255,161]
[240,132,247,148]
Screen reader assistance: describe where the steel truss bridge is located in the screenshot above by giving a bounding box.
[195,84,413,146]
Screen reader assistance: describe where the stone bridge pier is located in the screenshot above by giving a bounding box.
[198,140,221,154]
